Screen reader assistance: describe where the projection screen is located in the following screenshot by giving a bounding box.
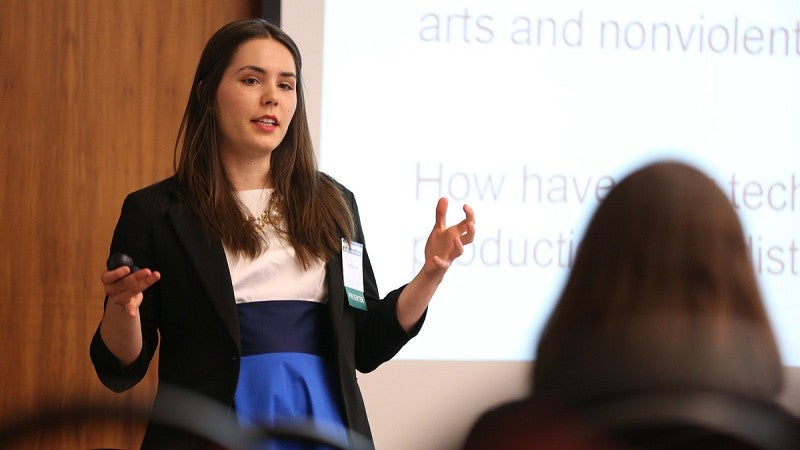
[283,1,799,448]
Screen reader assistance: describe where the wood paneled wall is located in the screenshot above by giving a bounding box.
[0,1,258,448]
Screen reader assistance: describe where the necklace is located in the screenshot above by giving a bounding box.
[247,190,282,231]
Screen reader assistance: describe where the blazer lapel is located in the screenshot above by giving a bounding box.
[168,202,241,351]
[326,254,345,327]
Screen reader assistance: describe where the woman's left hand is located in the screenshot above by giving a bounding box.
[421,197,476,279]
[395,197,475,331]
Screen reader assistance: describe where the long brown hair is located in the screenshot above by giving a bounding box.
[174,18,354,267]
[533,161,782,404]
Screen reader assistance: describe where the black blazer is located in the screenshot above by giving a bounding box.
[90,175,422,448]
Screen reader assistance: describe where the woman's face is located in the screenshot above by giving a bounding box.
[215,37,298,162]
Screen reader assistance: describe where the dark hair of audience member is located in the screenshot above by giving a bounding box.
[533,161,783,407]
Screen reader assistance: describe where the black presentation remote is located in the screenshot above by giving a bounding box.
[106,252,140,273]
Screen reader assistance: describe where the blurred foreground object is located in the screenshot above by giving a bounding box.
[0,384,372,449]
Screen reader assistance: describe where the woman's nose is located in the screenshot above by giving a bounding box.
[262,86,277,106]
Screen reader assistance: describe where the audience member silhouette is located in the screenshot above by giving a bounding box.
[464,161,797,450]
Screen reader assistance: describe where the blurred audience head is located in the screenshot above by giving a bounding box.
[533,160,783,406]
[464,161,795,450]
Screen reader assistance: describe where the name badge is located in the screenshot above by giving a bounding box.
[342,239,367,311]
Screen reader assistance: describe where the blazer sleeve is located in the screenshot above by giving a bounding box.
[89,189,162,392]
[340,185,426,373]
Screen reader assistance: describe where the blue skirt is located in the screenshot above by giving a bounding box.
[234,300,348,450]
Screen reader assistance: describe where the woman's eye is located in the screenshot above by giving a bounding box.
[243,78,259,86]
[279,82,295,91]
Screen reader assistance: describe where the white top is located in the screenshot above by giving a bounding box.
[224,189,327,304]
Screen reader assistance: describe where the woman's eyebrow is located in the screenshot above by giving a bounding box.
[236,65,296,78]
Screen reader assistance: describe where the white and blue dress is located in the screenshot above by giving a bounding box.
[226,189,347,449]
